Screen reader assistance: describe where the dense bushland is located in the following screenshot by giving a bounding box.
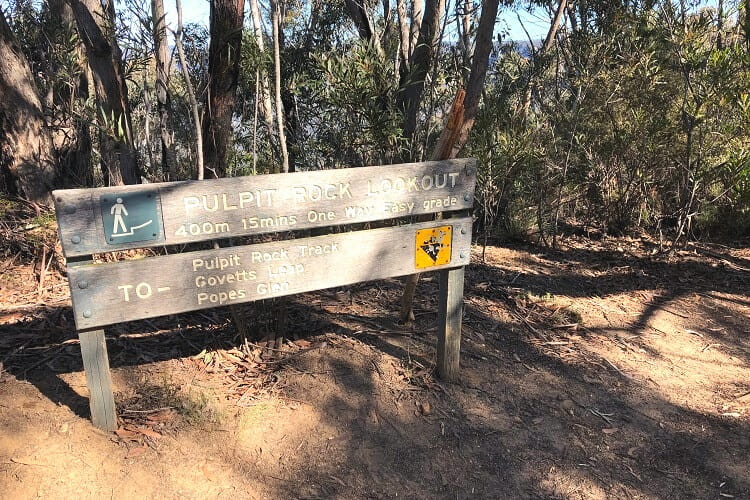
[1,0,748,245]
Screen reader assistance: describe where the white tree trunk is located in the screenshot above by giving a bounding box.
[271,0,289,174]
[174,0,204,179]
[249,0,276,134]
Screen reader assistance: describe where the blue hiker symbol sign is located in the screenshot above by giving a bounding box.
[100,191,163,245]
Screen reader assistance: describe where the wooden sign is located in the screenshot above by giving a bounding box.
[54,159,477,257]
[53,161,476,431]
[69,218,472,329]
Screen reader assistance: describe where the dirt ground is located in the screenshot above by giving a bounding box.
[2,226,750,499]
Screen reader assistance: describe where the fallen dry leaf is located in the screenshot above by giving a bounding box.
[146,410,176,423]
[126,446,147,459]
[115,428,139,440]
[136,427,163,440]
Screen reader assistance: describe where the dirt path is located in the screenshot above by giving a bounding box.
[1,236,749,499]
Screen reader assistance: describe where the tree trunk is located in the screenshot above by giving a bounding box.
[202,0,244,178]
[248,0,276,135]
[520,0,568,118]
[398,0,446,145]
[451,0,500,156]
[0,13,55,204]
[174,0,204,179]
[152,0,177,180]
[345,0,436,159]
[265,0,291,349]
[68,0,139,186]
[458,0,472,76]
[271,0,289,174]
[716,0,724,50]
[398,0,501,324]
[47,0,93,188]
[345,0,384,57]
[410,0,424,56]
[203,0,287,349]
[396,0,410,70]
[381,0,393,44]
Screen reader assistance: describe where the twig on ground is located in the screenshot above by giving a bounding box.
[661,307,689,319]
[0,301,69,312]
[588,408,615,425]
[253,345,322,366]
[20,345,66,376]
[0,339,33,365]
[603,357,633,380]
[121,407,175,414]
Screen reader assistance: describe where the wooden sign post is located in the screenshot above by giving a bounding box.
[53,159,477,430]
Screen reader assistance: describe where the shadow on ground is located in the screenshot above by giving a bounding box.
[1,241,749,498]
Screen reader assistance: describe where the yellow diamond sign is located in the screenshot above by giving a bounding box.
[415,225,453,269]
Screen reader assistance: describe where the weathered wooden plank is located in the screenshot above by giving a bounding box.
[437,266,465,382]
[68,256,117,431]
[53,160,477,257]
[79,329,118,430]
[67,218,473,329]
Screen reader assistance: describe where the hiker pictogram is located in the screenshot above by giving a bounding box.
[101,191,162,245]
[111,198,129,234]
[109,196,152,238]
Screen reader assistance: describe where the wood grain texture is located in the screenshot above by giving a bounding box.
[53,159,477,257]
[68,256,117,431]
[79,329,117,430]
[67,218,473,329]
[437,266,465,382]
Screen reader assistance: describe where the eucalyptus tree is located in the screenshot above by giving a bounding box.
[68,0,139,185]
[152,0,177,179]
[202,0,244,178]
[0,13,55,204]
